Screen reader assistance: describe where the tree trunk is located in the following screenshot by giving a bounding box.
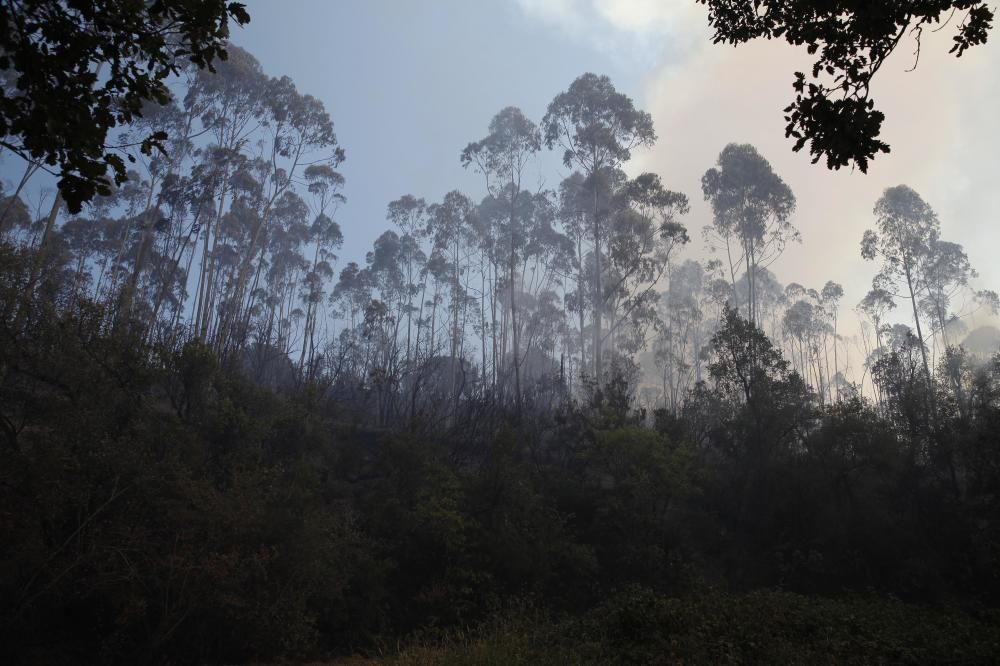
[22,190,63,316]
[592,191,602,382]
[509,204,522,417]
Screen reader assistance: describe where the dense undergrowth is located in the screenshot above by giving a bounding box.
[2,247,1000,664]
[338,589,1000,665]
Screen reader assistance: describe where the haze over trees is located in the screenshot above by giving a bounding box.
[2,2,1000,665]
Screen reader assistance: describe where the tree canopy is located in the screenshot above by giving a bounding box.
[697,0,994,172]
[0,0,250,212]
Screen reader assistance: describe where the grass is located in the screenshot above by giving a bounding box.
[257,589,1000,665]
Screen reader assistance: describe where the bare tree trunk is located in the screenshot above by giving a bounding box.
[22,190,63,314]
[509,206,522,417]
[592,194,602,383]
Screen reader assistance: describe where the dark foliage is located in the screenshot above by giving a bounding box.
[697,1,994,171]
[1,252,998,663]
[0,0,250,211]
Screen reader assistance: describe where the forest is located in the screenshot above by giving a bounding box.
[2,1,1000,664]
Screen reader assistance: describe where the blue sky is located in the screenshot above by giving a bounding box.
[228,0,648,263]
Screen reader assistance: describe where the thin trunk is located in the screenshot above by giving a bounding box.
[577,236,586,382]
[509,201,522,416]
[592,189,602,382]
[832,315,839,401]
[480,261,488,397]
[23,190,63,304]
[449,242,460,408]
[904,264,932,388]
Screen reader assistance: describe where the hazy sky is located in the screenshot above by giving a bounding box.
[224,1,1000,343]
[4,0,998,373]
[225,0,646,261]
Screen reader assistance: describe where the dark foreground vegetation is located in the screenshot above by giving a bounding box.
[339,591,1000,665]
[2,249,1000,663]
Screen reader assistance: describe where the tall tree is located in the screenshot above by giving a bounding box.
[462,107,541,415]
[820,280,844,401]
[542,73,656,381]
[386,195,428,367]
[298,164,345,378]
[862,185,939,390]
[427,191,476,410]
[605,172,689,361]
[857,287,897,408]
[220,75,343,353]
[702,143,797,328]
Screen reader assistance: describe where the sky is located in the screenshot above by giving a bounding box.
[4,0,999,375]
[222,0,654,261]
[227,0,999,370]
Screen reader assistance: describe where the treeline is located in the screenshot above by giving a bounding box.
[2,45,995,422]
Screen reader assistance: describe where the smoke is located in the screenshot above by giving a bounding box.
[516,0,1000,381]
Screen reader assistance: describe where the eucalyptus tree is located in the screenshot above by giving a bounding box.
[462,106,542,414]
[918,239,998,416]
[917,239,995,353]
[386,195,429,366]
[149,172,216,334]
[871,324,934,437]
[857,287,897,407]
[220,75,343,354]
[427,191,477,406]
[820,281,845,401]
[362,230,428,418]
[470,195,505,394]
[331,261,374,381]
[861,185,939,387]
[654,259,714,412]
[0,188,32,239]
[115,98,197,327]
[783,295,821,394]
[58,214,102,301]
[858,287,896,356]
[250,190,310,355]
[781,282,841,403]
[475,191,518,397]
[557,170,608,381]
[519,192,574,381]
[191,46,268,338]
[191,148,244,337]
[99,171,150,307]
[135,80,236,334]
[605,172,689,360]
[298,164,345,377]
[542,73,656,381]
[198,160,264,342]
[702,143,797,327]
[483,188,571,394]
[365,231,407,354]
[84,188,128,303]
[734,267,786,341]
